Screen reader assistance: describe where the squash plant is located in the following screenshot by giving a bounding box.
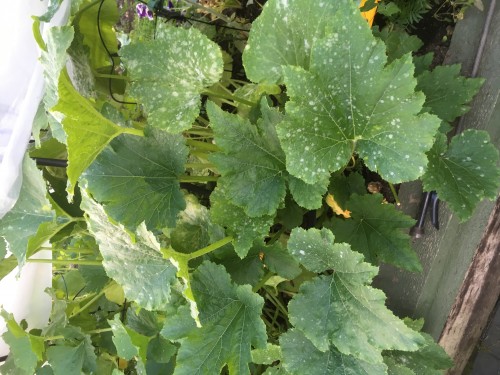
[1,0,498,373]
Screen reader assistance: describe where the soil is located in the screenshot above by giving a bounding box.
[412,14,455,68]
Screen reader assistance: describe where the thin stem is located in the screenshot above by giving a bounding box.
[186,139,219,152]
[185,163,216,169]
[179,175,218,183]
[39,247,96,254]
[189,151,211,160]
[44,335,65,341]
[27,259,102,266]
[92,71,130,80]
[252,272,274,293]
[388,182,401,206]
[203,89,256,107]
[70,289,106,318]
[181,0,234,23]
[184,129,213,136]
[265,289,288,318]
[87,328,113,335]
[187,236,233,260]
[122,127,144,137]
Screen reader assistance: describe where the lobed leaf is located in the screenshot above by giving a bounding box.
[81,190,178,310]
[84,128,188,230]
[174,261,267,375]
[281,329,388,375]
[287,228,425,363]
[210,187,274,258]
[422,130,500,221]
[243,0,347,84]
[53,73,131,197]
[208,100,287,217]
[327,193,421,272]
[383,331,453,375]
[416,64,484,122]
[277,2,439,185]
[120,27,223,133]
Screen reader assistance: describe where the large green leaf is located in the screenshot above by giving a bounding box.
[81,190,178,310]
[53,73,139,197]
[281,329,388,375]
[277,3,439,185]
[84,128,187,230]
[210,187,274,258]
[326,194,421,272]
[39,26,74,144]
[120,27,223,132]
[422,130,500,221]
[46,339,96,375]
[0,156,54,267]
[416,64,484,122]
[287,228,424,363]
[243,0,345,84]
[174,261,267,375]
[208,100,287,217]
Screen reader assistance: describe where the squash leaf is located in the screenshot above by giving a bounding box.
[287,228,425,363]
[277,2,439,184]
[326,193,421,272]
[416,64,484,122]
[120,27,223,133]
[422,130,500,221]
[81,190,178,310]
[174,261,267,375]
[84,128,188,231]
[281,329,388,375]
[243,0,345,84]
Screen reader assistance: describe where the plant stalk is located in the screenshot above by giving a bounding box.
[187,236,233,260]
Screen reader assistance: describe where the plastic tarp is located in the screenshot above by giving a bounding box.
[0,0,70,358]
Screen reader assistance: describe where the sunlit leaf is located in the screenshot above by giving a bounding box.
[120,27,223,132]
[81,190,178,310]
[276,2,439,184]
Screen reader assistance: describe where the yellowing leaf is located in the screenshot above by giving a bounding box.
[326,194,351,218]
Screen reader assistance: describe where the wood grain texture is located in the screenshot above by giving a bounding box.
[438,194,500,375]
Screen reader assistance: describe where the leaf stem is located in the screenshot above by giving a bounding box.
[252,272,274,293]
[388,182,401,206]
[87,327,113,335]
[203,89,257,107]
[92,71,130,80]
[27,259,102,266]
[186,139,219,152]
[179,175,218,183]
[265,289,288,318]
[185,163,215,169]
[70,289,106,318]
[187,236,233,260]
[121,127,144,137]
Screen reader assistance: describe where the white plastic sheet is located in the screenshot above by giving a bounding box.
[0,0,70,359]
